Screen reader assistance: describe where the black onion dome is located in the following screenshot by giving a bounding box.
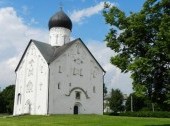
[48,10,72,30]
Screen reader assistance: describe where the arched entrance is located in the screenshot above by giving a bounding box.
[25,100,31,114]
[74,105,78,114]
[73,102,82,114]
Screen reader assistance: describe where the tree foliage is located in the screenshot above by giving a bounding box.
[103,0,170,110]
[109,89,124,113]
[126,93,147,111]
[0,93,6,113]
[0,85,15,114]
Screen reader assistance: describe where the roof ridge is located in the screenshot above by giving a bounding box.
[16,38,105,73]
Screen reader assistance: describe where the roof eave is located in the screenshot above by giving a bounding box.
[15,39,33,72]
[78,38,106,73]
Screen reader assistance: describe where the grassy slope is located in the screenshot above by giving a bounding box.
[0,115,170,126]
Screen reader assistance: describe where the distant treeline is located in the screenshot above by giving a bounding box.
[0,85,15,114]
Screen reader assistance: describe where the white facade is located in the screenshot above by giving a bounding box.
[49,27,71,46]
[13,43,49,115]
[49,41,103,114]
[13,39,104,115]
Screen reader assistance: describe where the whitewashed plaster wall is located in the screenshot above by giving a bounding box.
[49,40,103,114]
[49,27,71,46]
[13,42,49,115]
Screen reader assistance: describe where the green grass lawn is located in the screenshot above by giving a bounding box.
[0,114,9,117]
[0,115,170,126]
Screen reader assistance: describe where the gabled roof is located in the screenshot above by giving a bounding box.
[33,39,76,63]
[15,38,105,73]
[78,39,106,73]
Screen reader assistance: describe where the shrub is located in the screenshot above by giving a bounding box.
[119,111,170,118]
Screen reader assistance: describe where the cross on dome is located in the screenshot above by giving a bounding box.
[59,1,63,11]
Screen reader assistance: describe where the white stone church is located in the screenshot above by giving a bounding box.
[13,9,105,115]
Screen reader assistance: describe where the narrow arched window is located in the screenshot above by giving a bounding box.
[59,66,62,73]
[40,66,43,73]
[76,44,80,54]
[58,82,61,89]
[64,35,67,44]
[73,68,76,75]
[75,92,80,100]
[17,93,21,104]
[93,86,96,93]
[80,69,83,76]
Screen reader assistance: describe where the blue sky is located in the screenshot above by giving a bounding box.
[0,0,146,40]
[0,0,146,94]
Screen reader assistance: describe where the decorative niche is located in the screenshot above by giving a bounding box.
[58,66,62,73]
[26,81,33,93]
[40,66,43,73]
[28,59,34,77]
[39,83,43,91]
[75,91,81,100]
[76,44,80,54]
[80,69,83,76]
[93,86,96,93]
[74,58,83,65]
[58,82,61,89]
[73,68,76,75]
[73,67,83,76]
[93,70,98,78]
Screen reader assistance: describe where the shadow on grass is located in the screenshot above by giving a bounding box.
[145,124,170,126]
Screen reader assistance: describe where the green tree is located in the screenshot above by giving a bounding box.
[103,0,170,110]
[0,85,15,114]
[109,89,124,113]
[126,93,147,111]
[0,92,6,113]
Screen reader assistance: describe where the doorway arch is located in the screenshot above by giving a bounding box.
[73,102,82,114]
[25,100,31,114]
[74,105,78,114]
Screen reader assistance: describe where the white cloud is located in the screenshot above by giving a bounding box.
[70,1,115,23]
[86,40,133,95]
[0,7,48,53]
[0,55,19,87]
[0,7,48,89]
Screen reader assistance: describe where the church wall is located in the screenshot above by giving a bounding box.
[13,42,49,115]
[49,41,103,114]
